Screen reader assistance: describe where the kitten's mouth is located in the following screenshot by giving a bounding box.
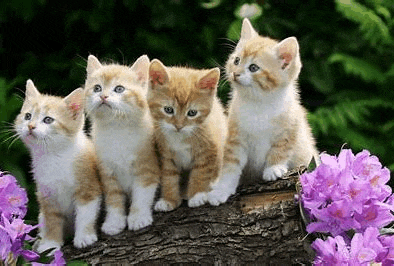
[99,102,112,108]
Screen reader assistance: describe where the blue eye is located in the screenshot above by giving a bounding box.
[93,84,102,92]
[43,117,54,124]
[114,85,125,93]
[24,113,32,120]
[249,64,260,72]
[164,106,174,115]
[187,110,198,117]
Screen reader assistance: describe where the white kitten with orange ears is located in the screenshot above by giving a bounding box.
[85,55,160,235]
[14,80,102,253]
[208,18,319,206]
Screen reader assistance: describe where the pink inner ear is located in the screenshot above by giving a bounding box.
[70,103,81,120]
[281,52,293,69]
[150,70,165,86]
[199,77,217,90]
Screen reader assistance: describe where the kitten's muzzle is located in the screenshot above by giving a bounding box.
[233,72,240,81]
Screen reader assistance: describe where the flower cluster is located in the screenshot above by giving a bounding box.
[0,170,39,262]
[300,149,393,236]
[312,227,394,265]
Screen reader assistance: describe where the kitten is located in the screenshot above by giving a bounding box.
[85,55,159,235]
[208,18,319,205]
[14,80,102,253]
[147,59,227,211]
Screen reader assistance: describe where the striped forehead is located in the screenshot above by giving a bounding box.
[241,37,278,58]
[26,96,63,115]
[96,66,137,86]
[167,69,204,106]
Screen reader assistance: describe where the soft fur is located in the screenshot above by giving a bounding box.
[208,18,319,205]
[147,59,227,211]
[85,55,159,235]
[14,80,102,253]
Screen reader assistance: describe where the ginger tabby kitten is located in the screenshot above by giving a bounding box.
[85,55,160,234]
[208,18,319,205]
[147,59,227,211]
[14,80,102,253]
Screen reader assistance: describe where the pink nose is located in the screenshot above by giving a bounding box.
[100,95,108,100]
[28,124,35,131]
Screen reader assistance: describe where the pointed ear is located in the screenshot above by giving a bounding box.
[87,55,102,76]
[149,59,169,89]
[198,68,220,93]
[130,55,150,84]
[64,88,84,120]
[25,79,40,99]
[240,18,258,41]
[275,37,299,70]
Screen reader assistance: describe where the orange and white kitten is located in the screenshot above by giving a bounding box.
[15,80,102,253]
[147,59,227,211]
[85,55,159,235]
[208,18,319,205]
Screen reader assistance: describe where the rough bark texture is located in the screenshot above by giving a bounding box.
[63,168,314,265]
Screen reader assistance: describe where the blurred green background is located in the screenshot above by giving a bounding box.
[1,0,393,221]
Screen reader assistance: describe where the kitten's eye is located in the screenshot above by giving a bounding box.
[187,110,198,117]
[114,85,125,93]
[43,116,54,124]
[24,113,32,120]
[93,84,102,93]
[234,57,240,65]
[249,64,260,72]
[164,106,174,115]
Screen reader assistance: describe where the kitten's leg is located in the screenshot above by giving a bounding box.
[128,146,160,230]
[207,129,247,206]
[35,198,64,254]
[154,155,182,212]
[100,166,126,235]
[263,134,295,181]
[187,147,221,208]
[74,197,101,248]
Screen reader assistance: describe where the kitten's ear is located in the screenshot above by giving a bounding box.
[240,18,258,41]
[130,55,150,84]
[275,37,299,70]
[64,88,84,120]
[87,55,102,76]
[198,68,220,94]
[149,59,169,89]
[25,79,40,99]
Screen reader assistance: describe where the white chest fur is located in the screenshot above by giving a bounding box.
[31,134,86,214]
[93,122,146,191]
[164,132,192,170]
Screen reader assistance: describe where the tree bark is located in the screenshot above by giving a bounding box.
[63,168,314,265]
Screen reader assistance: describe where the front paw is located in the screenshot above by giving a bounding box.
[154,198,177,212]
[35,239,61,255]
[127,211,153,231]
[263,164,288,181]
[207,188,233,206]
[101,213,126,236]
[74,233,98,248]
[188,192,207,208]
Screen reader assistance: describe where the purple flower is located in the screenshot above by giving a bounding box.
[0,179,28,219]
[32,250,66,266]
[301,149,394,236]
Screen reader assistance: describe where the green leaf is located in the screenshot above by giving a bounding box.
[329,53,386,83]
[67,260,89,266]
[226,19,242,41]
[200,0,221,9]
[335,0,392,45]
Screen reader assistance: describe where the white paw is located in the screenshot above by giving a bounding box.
[127,211,153,231]
[188,192,207,208]
[73,233,98,248]
[207,188,233,206]
[154,199,175,212]
[101,214,126,236]
[263,164,288,181]
[35,239,61,255]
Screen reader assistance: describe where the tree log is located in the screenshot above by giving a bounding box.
[63,168,314,264]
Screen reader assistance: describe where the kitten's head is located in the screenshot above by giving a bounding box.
[14,79,84,148]
[226,18,301,95]
[147,59,220,135]
[84,55,150,121]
